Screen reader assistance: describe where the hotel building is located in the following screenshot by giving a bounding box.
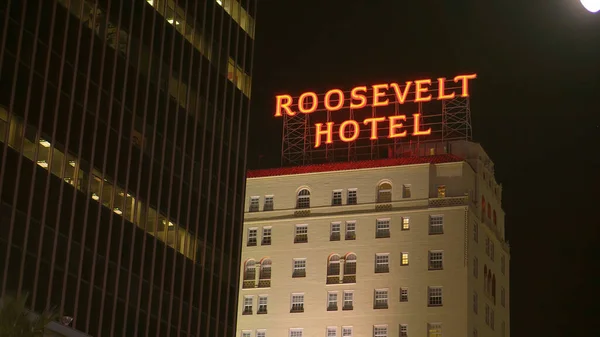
[236,141,510,337]
[0,0,255,336]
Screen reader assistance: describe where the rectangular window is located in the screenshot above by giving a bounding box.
[501,287,506,307]
[501,321,506,337]
[247,228,258,246]
[473,291,478,313]
[401,252,409,266]
[427,287,443,307]
[249,196,259,212]
[490,242,495,261]
[327,327,338,337]
[473,256,478,278]
[501,255,506,274]
[474,222,479,242]
[485,304,490,324]
[485,237,490,256]
[242,331,251,337]
[290,293,304,313]
[343,291,354,310]
[264,195,274,211]
[400,288,408,302]
[374,289,389,309]
[402,217,410,230]
[243,296,253,314]
[373,325,388,337]
[332,190,342,206]
[490,309,495,330]
[257,330,266,337]
[345,221,356,240]
[375,254,390,273]
[293,259,306,278]
[402,184,411,198]
[262,227,272,245]
[347,189,357,205]
[429,215,444,235]
[330,222,341,241]
[437,185,446,198]
[427,323,442,337]
[399,325,408,337]
[290,329,303,337]
[376,219,391,238]
[428,251,444,270]
[342,327,353,337]
[327,292,338,311]
[258,296,268,314]
[294,224,308,243]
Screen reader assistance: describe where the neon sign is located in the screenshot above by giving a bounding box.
[275,74,477,148]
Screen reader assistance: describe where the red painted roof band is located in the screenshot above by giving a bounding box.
[247,154,464,178]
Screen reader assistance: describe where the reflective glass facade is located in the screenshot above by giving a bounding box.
[0,0,255,335]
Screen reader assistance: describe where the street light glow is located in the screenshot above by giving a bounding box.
[580,0,600,13]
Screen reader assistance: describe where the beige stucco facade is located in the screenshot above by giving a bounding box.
[236,141,510,337]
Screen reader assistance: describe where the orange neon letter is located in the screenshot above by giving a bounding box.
[388,115,407,138]
[454,74,477,97]
[275,94,295,117]
[314,122,334,148]
[389,82,412,104]
[339,120,360,143]
[324,89,345,111]
[412,113,431,136]
[414,79,432,102]
[298,92,318,114]
[437,78,455,100]
[372,84,390,107]
[350,86,367,109]
[363,117,386,140]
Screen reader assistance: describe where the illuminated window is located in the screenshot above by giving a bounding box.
[474,256,478,278]
[327,327,338,337]
[332,190,342,206]
[258,296,268,314]
[343,292,354,310]
[400,288,408,302]
[330,222,341,241]
[427,323,442,337]
[327,292,338,311]
[296,189,310,209]
[294,224,308,243]
[377,182,392,203]
[473,291,478,313]
[374,289,388,309]
[293,258,306,278]
[437,185,446,198]
[429,215,444,235]
[375,219,390,238]
[243,296,253,314]
[345,221,356,240]
[373,325,388,337]
[328,254,341,276]
[264,195,274,211]
[247,228,258,246]
[399,325,408,337]
[249,196,259,212]
[261,227,271,245]
[428,287,443,307]
[428,251,444,270]
[374,254,390,273]
[402,184,411,198]
[289,329,303,337]
[402,217,410,230]
[400,252,409,266]
[347,189,357,205]
[290,293,304,313]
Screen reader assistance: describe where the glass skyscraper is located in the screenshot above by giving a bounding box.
[0,0,255,335]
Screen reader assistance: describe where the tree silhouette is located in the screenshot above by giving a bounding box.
[0,292,58,337]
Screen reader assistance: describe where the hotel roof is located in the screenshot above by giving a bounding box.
[247,154,464,178]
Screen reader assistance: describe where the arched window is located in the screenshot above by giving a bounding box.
[377,182,392,203]
[344,253,357,275]
[487,202,491,219]
[327,254,340,276]
[481,196,486,219]
[260,258,272,280]
[297,189,310,209]
[244,259,256,281]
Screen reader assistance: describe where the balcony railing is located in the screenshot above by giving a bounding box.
[343,275,356,284]
[429,195,468,208]
[242,280,255,289]
[257,279,271,288]
[326,275,340,284]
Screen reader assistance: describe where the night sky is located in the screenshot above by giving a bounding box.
[248,1,600,337]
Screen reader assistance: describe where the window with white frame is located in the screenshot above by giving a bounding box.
[501,287,506,307]
[474,222,479,242]
[264,195,274,211]
[375,253,390,273]
[258,295,268,314]
[427,323,442,337]
[327,327,338,337]
[375,219,390,238]
[347,189,357,205]
[290,293,304,312]
[427,287,443,307]
[289,328,303,337]
[377,182,392,203]
[297,188,310,209]
[342,327,353,337]
[343,291,354,310]
[261,227,272,245]
[294,224,308,243]
[373,325,388,337]
[249,196,259,212]
[345,221,356,240]
[374,289,389,309]
[332,190,342,206]
[243,296,253,314]
[402,217,410,230]
[242,331,251,337]
[400,252,409,266]
[293,258,306,278]
[247,228,257,246]
[429,215,444,234]
[399,324,408,337]
[327,292,338,311]
[330,222,341,241]
[400,288,408,302]
[474,256,478,278]
[473,291,478,313]
[256,330,266,337]
[402,184,411,198]
[428,251,444,270]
